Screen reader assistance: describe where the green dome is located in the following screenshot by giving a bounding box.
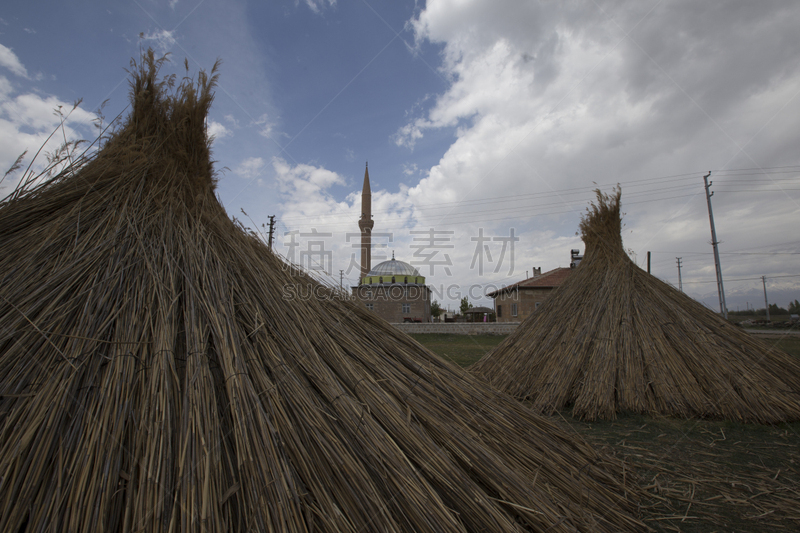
[362,257,425,285]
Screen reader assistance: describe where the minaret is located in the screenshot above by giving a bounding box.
[358,162,374,282]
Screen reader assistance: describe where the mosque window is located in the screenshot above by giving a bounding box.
[402,303,411,314]
[404,277,408,283]
[392,276,396,283]
[366,303,374,311]
[379,277,383,284]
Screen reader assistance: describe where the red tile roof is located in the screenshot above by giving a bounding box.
[487,267,573,297]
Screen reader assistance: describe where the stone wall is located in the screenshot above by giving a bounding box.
[352,284,430,323]
[391,322,520,335]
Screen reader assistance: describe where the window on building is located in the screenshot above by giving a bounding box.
[402,303,411,314]
[392,276,396,283]
[511,303,518,317]
[404,276,408,283]
[535,302,541,309]
[366,303,374,311]
[497,305,502,318]
[379,277,383,284]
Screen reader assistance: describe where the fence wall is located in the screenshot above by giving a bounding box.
[391,322,520,335]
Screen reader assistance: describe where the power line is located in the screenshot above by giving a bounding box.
[276,173,799,229]
[278,191,706,231]
[650,252,800,259]
[715,188,800,192]
[681,274,800,285]
[281,182,797,232]
[708,165,800,174]
[278,178,707,223]
[275,165,800,223]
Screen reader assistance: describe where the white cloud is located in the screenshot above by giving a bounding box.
[385,0,800,308]
[0,89,95,195]
[224,114,239,127]
[273,158,422,281]
[0,76,12,98]
[140,29,177,54]
[0,43,28,78]
[300,0,336,15]
[273,157,345,194]
[206,120,231,140]
[393,120,428,150]
[0,50,94,194]
[3,93,93,131]
[254,113,276,138]
[262,0,800,307]
[233,156,265,180]
[402,163,419,176]
[268,157,584,308]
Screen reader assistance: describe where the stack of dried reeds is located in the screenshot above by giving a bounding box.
[0,52,644,532]
[472,188,800,423]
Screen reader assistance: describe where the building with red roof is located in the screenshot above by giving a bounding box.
[488,266,574,323]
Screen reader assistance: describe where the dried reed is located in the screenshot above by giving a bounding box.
[0,52,644,531]
[472,188,800,423]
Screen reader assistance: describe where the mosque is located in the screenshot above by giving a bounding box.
[352,164,432,323]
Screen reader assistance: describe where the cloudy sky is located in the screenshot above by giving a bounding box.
[1,0,798,312]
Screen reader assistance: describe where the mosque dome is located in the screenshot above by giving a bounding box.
[368,258,420,277]
[362,254,425,285]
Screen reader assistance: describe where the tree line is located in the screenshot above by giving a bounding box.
[728,300,800,316]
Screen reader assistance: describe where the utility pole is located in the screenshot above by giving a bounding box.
[676,257,683,292]
[340,269,344,291]
[267,215,276,249]
[763,276,770,321]
[647,251,651,274]
[703,172,727,319]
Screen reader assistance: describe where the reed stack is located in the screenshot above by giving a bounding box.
[473,188,800,423]
[0,52,644,532]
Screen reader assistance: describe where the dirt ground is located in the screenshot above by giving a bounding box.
[412,331,800,532]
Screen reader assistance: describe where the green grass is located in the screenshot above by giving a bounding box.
[413,332,800,532]
[412,332,799,367]
[766,336,800,358]
[408,333,507,367]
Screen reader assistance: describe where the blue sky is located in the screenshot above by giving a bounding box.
[2,0,799,312]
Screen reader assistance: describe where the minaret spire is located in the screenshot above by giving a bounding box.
[358,162,374,282]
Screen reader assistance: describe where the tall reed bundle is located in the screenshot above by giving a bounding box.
[472,188,800,423]
[0,52,644,532]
